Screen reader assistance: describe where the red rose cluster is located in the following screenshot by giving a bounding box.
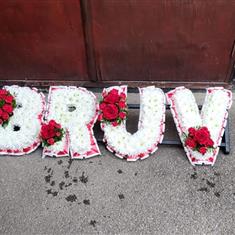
[40,120,64,146]
[0,89,16,127]
[98,88,127,126]
[184,126,214,155]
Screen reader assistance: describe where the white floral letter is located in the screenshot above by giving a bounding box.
[166,86,232,166]
[43,86,100,159]
[101,86,165,161]
[0,86,45,155]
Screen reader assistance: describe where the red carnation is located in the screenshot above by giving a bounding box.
[41,125,55,139]
[120,92,126,100]
[47,138,55,145]
[185,137,196,149]
[102,104,119,120]
[188,127,196,137]
[109,89,118,95]
[119,112,126,119]
[112,121,119,127]
[0,90,8,95]
[98,113,103,121]
[199,147,207,155]
[205,138,214,147]
[118,101,126,109]
[2,104,13,114]
[194,127,210,145]
[4,96,14,104]
[99,102,107,110]
[49,120,61,129]
[104,90,120,104]
[1,112,9,121]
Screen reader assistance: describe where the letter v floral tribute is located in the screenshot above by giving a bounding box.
[167,86,232,166]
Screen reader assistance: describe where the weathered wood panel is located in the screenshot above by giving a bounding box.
[0,0,88,81]
[89,0,235,86]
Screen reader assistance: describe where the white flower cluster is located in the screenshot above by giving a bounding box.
[102,86,165,161]
[43,86,100,158]
[167,86,232,165]
[0,86,45,155]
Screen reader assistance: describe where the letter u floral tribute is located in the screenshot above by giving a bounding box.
[0,85,232,166]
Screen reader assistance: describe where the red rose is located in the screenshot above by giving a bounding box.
[49,120,61,129]
[112,121,119,127]
[104,90,120,104]
[4,96,14,104]
[118,101,126,109]
[109,89,118,95]
[0,90,8,95]
[41,125,55,139]
[0,119,2,125]
[205,138,214,147]
[47,138,55,145]
[98,113,103,121]
[2,104,13,113]
[0,109,3,116]
[120,92,126,100]
[99,102,107,110]
[194,127,210,145]
[49,120,56,126]
[119,112,126,119]
[102,104,119,120]
[188,127,196,137]
[185,137,196,149]
[1,112,9,121]
[199,147,207,155]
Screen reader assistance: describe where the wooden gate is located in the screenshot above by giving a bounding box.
[0,0,234,88]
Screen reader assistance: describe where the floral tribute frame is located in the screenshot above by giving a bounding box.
[42,86,100,159]
[100,86,166,161]
[0,86,45,155]
[166,86,232,166]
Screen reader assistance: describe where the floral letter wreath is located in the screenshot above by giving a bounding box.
[42,86,100,159]
[99,86,166,161]
[167,86,232,166]
[0,86,45,155]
